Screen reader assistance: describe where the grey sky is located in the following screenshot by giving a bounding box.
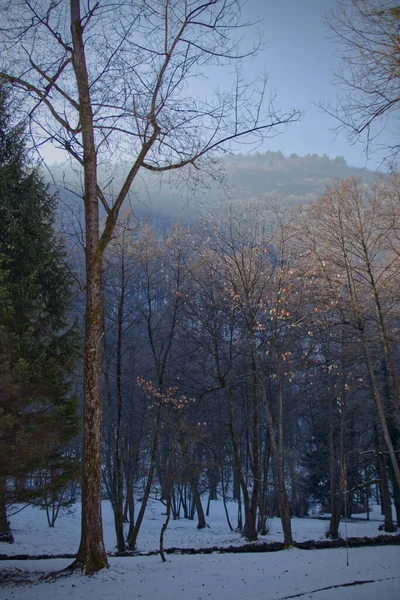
[237,0,392,168]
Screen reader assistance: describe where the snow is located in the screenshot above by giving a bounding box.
[1,547,399,600]
[0,500,396,556]
[0,501,399,599]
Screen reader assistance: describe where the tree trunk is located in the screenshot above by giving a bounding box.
[69,0,108,574]
[160,495,171,563]
[114,275,126,553]
[125,473,134,529]
[247,352,260,541]
[0,477,13,543]
[260,380,293,546]
[220,465,233,531]
[379,450,395,532]
[328,388,346,539]
[328,395,340,539]
[191,479,206,529]
[226,385,256,540]
[279,487,294,547]
[73,248,108,572]
[243,505,258,540]
[127,407,161,550]
[390,472,400,527]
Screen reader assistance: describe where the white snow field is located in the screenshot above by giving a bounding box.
[0,501,399,599]
[0,500,397,556]
[0,547,399,600]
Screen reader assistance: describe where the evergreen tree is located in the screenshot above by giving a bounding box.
[0,85,79,543]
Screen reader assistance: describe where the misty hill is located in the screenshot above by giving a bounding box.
[221,151,375,206]
[48,151,376,223]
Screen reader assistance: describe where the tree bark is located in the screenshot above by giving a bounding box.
[113,262,126,552]
[160,495,171,563]
[226,385,256,540]
[390,472,400,528]
[127,406,161,550]
[260,380,293,546]
[0,477,13,543]
[379,449,395,533]
[69,0,108,573]
[191,479,207,529]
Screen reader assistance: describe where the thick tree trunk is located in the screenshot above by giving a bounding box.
[243,505,258,540]
[191,479,207,529]
[0,477,13,543]
[125,473,135,529]
[379,450,395,533]
[329,502,341,540]
[69,0,108,574]
[73,250,108,572]
[279,487,294,547]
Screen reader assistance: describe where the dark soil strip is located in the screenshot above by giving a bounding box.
[121,533,400,557]
[278,576,397,599]
[0,534,399,561]
[0,553,76,561]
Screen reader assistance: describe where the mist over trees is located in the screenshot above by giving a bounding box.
[50,150,377,223]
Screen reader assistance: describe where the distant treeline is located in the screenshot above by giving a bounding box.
[48,150,377,224]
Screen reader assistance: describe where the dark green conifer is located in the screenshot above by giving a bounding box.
[0,85,79,542]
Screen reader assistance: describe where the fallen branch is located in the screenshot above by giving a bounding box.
[278,576,398,599]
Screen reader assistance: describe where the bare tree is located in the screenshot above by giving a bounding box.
[327,0,400,160]
[0,0,299,573]
[303,179,400,493]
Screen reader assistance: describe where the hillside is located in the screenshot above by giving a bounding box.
[48,151,377,223]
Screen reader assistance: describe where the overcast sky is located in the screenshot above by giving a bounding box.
[235,0,392,169]
[41,0,392,169]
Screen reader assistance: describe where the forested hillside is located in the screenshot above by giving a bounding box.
[49,151,377,223]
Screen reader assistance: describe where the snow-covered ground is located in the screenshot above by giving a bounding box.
[0,500,396,556]
[1,547,399,600]
[0,501,398,599]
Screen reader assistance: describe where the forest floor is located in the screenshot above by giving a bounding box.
[0,500,399,599]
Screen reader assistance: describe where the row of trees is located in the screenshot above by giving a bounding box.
[97,174,400,551]
[2,104,398,554]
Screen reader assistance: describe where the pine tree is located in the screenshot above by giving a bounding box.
[0,85,79,543]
